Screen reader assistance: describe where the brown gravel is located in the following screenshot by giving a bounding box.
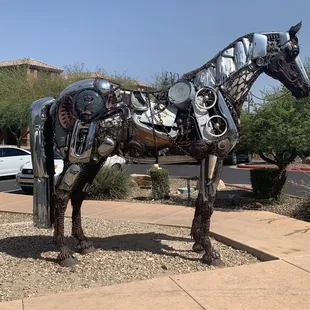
[95,178,310,223]
[0,214,259,302]
[0,212,32,224]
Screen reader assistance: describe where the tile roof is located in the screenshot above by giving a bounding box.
[63,72,154,89]
[0,58,63,73]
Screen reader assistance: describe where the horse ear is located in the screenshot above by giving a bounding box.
[289,21,302,38]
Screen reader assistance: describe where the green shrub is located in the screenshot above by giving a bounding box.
[149,167,170,200]
[250,168,287,201]
[88,166,132,200]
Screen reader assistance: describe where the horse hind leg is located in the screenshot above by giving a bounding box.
[53,189,78,267]
[71,162,103,255]
[53,163,89,267]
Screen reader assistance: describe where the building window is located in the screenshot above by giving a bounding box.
[29,68,35,73]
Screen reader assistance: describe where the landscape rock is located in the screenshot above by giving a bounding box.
[130,174,152,189]
[195,179,226,191]
[302,156,310,165]
[217,179,226,191]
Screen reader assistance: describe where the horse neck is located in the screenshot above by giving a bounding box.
[219,64,263,116]
[182,33,264,116]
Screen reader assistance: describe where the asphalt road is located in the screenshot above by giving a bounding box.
[0,164,308,197]
[124,163,308,197]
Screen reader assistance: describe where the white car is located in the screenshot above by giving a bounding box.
[16,150,127,194]
[0,146,32,177]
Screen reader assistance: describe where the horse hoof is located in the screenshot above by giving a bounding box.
[59,256,78,267]
[211,258,225,268]
[192,243,204,253]
[79,246,96,255]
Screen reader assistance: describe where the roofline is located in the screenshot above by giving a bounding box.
[0,58,63,73]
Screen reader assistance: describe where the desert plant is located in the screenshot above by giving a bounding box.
[250,168,287,201]
[88,166,132,200]
[149,167,170,200]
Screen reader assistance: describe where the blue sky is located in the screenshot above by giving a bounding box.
[1,0,310,100]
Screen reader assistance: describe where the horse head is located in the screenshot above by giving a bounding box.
[262,21,309,99]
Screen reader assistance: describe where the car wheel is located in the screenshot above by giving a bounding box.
[230,151,238,165]
[111,163,122,171]
[21,187,33,195]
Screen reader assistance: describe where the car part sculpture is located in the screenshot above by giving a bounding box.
[30,22,309,267]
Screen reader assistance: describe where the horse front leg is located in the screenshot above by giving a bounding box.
[71,162,103,254]
[191,155,224,266]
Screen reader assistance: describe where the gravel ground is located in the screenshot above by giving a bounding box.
[0,212,32,224]
[0,214,259,302]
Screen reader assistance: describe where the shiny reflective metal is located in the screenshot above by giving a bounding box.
[216,54,236,84]
[29,97,56,178]
[251,33,268,59]
[58,164,81,191]
[69,120,96,163]
[294,55,309,83]
[97,137,116,157]
[217,91,239,149]
[207,154,217,179]
[29,97,56,229]
[195,87,218,111]
[131,91,148,111]
[234,41,247,70]
[168,80,195,110]
[95,79,112,94]
[33,178,53,229]
[193,69,216,89]
[58,79,96,100]
[205,115,228,137]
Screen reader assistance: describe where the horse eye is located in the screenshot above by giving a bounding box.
[291,49,299,59]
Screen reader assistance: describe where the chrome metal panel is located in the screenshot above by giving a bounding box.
[193,69,216,89]
[207,154,217,179]
[138,101,178,127]
[95,79,112,94]
[130,91,149,111]
[69,121,96,163]
[294,55,309,83]
[98,137,116,157]
[132,111,178,143]
[234,41,247,70]
[222,48,234,58]
[251,33,267,59]
[217,91,239,149]
[58,164,81,191]
[29,97,56,229]
[242,38,250,56]
[33,178,53,229]
[58,79,96,99]
[216,56,236,83]
[29,97,56,178]
[168,80,195,110]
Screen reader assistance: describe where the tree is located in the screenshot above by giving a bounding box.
[0,62,138,147]
[239,86,310,200]
[240,89,310,169]
[151,69,179,90]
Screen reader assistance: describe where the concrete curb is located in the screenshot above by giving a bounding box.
[224,182,252,191]
[224,182,305,200]
[209,231,279,262]
[237,163,310,172]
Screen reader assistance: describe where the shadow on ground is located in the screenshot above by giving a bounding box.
[0,232,200,263]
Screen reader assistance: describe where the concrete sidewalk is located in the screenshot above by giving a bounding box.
[0,192,310,309]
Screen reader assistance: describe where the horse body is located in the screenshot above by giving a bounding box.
[30,22,309,267]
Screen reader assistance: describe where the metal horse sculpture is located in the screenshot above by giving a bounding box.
[29,22,309,267]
